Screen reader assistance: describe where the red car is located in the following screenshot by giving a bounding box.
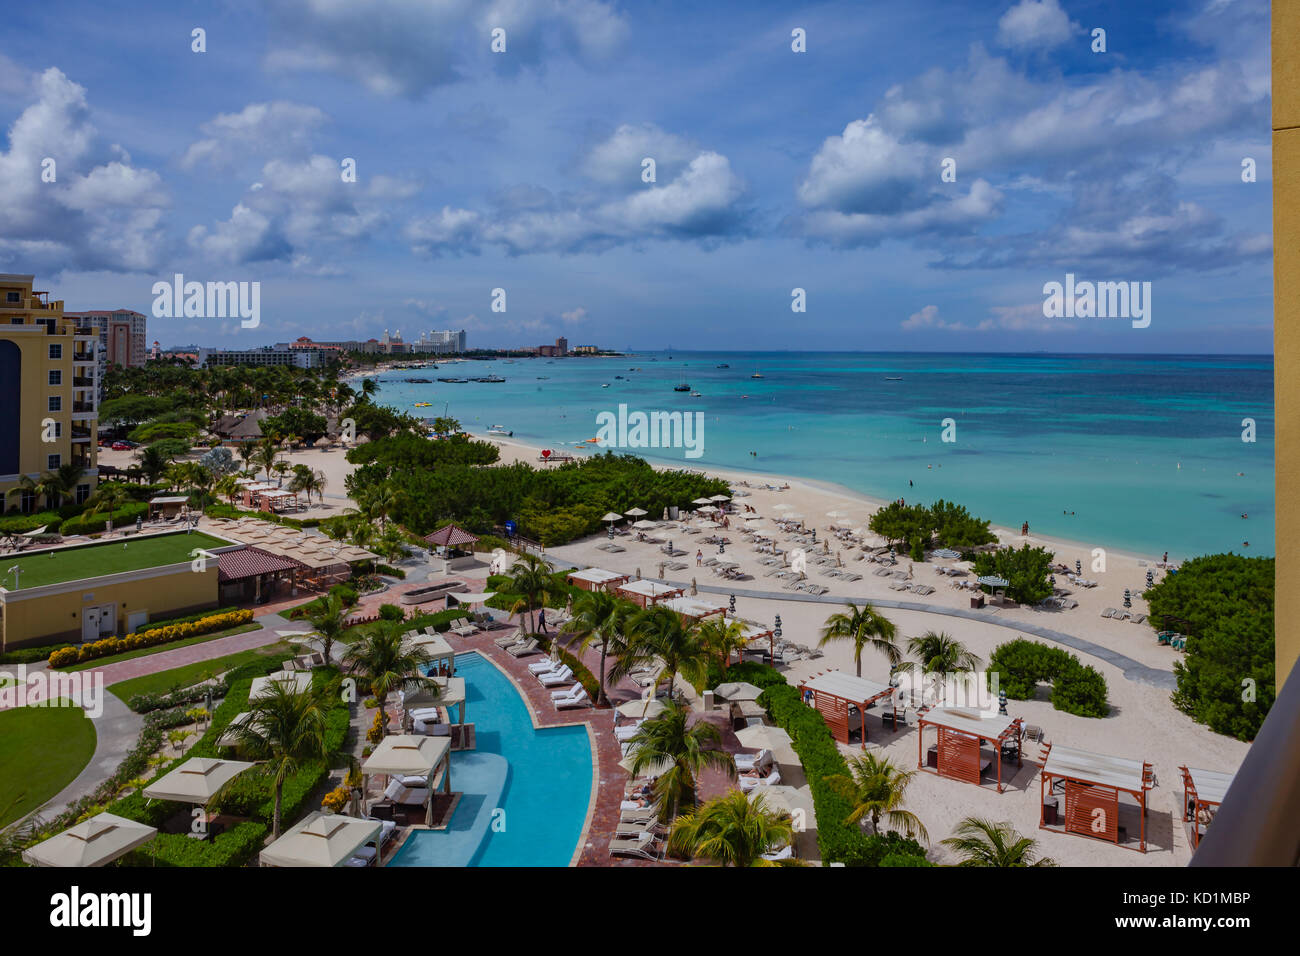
[111,441,133,451]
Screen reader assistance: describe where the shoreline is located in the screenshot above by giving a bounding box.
[481,434,1170,568]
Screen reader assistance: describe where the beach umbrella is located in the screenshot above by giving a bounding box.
[710,495,731,502]
[1146,569,1155,587]
[617,697,665,719]
[976,575,1009,588]
[692,497,713,505]
[729,593,737,614]
[736,725,793,751]
[1123,588,1132,608]
[826,510,845,518]
[1075,559,1082,574]
[625,507,648,517]
[631,519,659,530]
[715,681,763,702]
[696,504,718,514]
[619,753,673,777]
[601,512,623,523]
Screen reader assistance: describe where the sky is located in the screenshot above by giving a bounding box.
[0,0,1274,353]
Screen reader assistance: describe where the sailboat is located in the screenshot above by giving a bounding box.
[750,363,764,379]
[674,370,691,392]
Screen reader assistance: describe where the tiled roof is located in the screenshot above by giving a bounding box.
[217,547,300,582]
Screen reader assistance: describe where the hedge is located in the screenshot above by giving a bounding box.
[0,642,76,665]
[538,634,601,703]
[136,605,243,633]
[986,639,1110,718]
[48,610,256,669]
[58,501,149,536]
[124,653,292,714]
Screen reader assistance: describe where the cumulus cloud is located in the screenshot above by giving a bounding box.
[901,302,1075,335]
[405,126,748,256]
[0,68,168,273]
[181,101,329,170]
[560,307,588,323]
[262,0,628,98]
[996,0,1077,51]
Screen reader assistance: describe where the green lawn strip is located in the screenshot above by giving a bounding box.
[61,623,264,672]
[0,705,98,827]
[108,643,297,703]
[3,532,230,589]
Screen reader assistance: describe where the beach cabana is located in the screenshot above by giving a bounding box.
[566,567,631,592]
[362,735,453,826]
[1040,743,1152,851]
[1179,765,1235,851]
[424,524,479,551]
[249,670,313,700]
[143,757,256,806]
[734,620,777,665]
[22,812,157,868]
[659,595,727,620]
[615,579,684,608]
[259,812,382,868]
[402,631,456,676]
[917,708,1023,792]
[148,495,188,520]
[797,670,895,747]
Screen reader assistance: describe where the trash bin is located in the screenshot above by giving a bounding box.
[1043,796,1059,825]
[970,595,985,609]
[668,506,679,520]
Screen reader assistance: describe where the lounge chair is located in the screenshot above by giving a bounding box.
[609,832,662,861]
[494,632,524,648]
[1129,613,1147,625]
[555,687,590,709]
[1100,607,1117,618]
[538,666,574,686]
[739,769,781,792]
[759,845,794,862]
[615,722,643,743]
[528,657,563,674]
[506,638,541,658]
[734,749,773,773]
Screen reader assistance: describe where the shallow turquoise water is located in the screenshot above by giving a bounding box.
[388,652,593,867]
[371,351,1274,560]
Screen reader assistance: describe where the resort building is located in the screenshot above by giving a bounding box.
[0,531,234,651]
[65,308,148,398]
[196,345,326,369]
[0,274,99,511]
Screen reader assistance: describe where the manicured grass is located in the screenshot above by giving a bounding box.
[2,532,230,589]
[107,643,296,703]
[0,706,97,827]
[61,623,263,672]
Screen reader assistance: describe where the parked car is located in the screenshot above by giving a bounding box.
[111,441,133,451]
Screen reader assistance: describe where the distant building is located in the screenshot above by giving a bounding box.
[571,345,599,355]
[0,274,99,510]
[66,309,147,401]
[197,345,324,368]
[536,337,569,357]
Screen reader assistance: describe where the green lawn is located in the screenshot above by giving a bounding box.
[2,532,230,589]
[108,643,296,704]
[60,623,263,671]
[0,706,97,827]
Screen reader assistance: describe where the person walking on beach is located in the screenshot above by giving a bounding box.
[696,549,703,567]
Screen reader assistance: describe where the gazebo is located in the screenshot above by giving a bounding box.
[916,707,1023,792]
[1178,765,1236,851]
[22,812,157,867]
[142,758,256,817]
[259,811,382,867]
[425,524,479,552]
[797,669,895,747]
[148,495,189,520]
[402,630,456,677]
[362,735,453,827]
[249,670,312,700]
[615,579,683,608]
[1040,743,1153,851]
[566,567,631,592]
[658,595,728,620]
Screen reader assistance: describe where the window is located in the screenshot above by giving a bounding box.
[19,490,35,513]
[47,454,60,470]
[75,483,90,505]
[5,291,19,304]
[47,421,62,439]
[48,370,61,386]
[48,343,62,360]
[10,317,23,325]
[47,396,61,412]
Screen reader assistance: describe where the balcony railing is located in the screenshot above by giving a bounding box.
[72,402,96,413]
[72,377,94,388]
[1188,666,1300,866]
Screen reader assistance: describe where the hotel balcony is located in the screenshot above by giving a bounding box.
[71,401,96,414]
[72,376,95,388]
[70,427,93,443]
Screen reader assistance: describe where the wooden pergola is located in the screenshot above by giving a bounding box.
[798,669,895,748]
[917,707,1023,793]
[614,579,683,608]
[1178,765,1236,851]
[1040,743,1153,852]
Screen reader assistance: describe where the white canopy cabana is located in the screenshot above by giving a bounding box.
[362,735,453,826]
[259,811,382,868]
[402,631,455,675]
[659,595,728,619]
[1179,765,1237,850]
[566,567,631,591]
[22,812,157,868]
[1041,743,1153,851]
[142,757,256,805]
[799,670,896,748]
[917,707,1024,794]
[615,579,684,608]
[249,671,312,700]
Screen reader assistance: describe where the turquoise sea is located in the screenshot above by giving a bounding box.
[367,352,1274,560]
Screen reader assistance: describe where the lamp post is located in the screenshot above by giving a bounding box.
[7,566,20,591]
[729,593,736,615]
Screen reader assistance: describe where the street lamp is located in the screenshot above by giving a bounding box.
[7,566,20,590]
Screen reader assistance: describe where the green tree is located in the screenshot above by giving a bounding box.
[819,602,901,677]
[827,752,928,842]
[503,552,552,634]
[623,604,713,696]
[305,594,347,669]
[940,817,1055,867]
[560,590,635,706]
[342,625,438,742]
[666,790,798,866]
[625,701,736,822]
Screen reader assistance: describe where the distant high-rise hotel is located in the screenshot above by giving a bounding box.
[537,337,569,357]
[0,274,99,510]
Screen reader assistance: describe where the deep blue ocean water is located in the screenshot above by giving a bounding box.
[368,352,1274,560]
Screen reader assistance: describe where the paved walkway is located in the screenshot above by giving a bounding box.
[28,692,142,824]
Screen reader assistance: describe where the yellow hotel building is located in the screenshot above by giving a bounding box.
[0,274,99,510]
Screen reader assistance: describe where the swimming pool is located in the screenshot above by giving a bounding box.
[388,651,594,867]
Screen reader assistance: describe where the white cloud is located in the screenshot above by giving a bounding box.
[181,101,329,170]
[560,307,587,323]
[996,0,1077,51]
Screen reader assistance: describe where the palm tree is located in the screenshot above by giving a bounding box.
[214,473,241,506]
[561,591,635,706]
[5,474,44,513]
[504,552,552,635]
[625,701,735,822]
[46,463,86,507]
[305,594,347,668]
[622,604,712,698]
[826,751,928,842]
[359,377,379,402]
[356,482,403,532]
[696,614,753,671]
[342,625,438,741]
[941,817,1056,867]
[221,681,328,839]
[137,444,169,483]
[254,438,280,483]
[819,602,900,677]
[289,466,326,505]
[906,630,983,704]
[85,484,131,523]
[667,790,797,866]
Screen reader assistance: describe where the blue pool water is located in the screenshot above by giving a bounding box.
[388,652,594,867]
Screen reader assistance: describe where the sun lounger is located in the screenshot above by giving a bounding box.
[1101,607,1117,618]
[506,638,541,657]
[615,723,643,742]
[538,666,574,686]
[555,687,590,709]
[528,657,563,674]
[734,748,773,773]
[739,769,781,792]
[494,632,523,647]
[759,845,794,862]
[1129,613,1147,624]
[609,832,662,861]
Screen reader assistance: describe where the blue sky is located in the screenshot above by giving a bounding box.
[0,0,1272,352]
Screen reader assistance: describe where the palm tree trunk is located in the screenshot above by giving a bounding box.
[274,780,284,838]
[597,643,608,706]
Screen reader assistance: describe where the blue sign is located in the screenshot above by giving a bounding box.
[504,520,517,536]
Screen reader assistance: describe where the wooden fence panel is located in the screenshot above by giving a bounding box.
[938,727,980,784]
[1065,781,1119,842]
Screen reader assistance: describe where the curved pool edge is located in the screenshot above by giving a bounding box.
[467,649,602,868]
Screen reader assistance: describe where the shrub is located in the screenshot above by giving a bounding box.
[972,544,1054,605]
[704,660,787,692]
[48,609,256,669]
[321,786,350,813]
[367,709,385,744]
[0,642,76,665]
[58,501,148,536]
[378,603,405,621]
[986,639,1109,718]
